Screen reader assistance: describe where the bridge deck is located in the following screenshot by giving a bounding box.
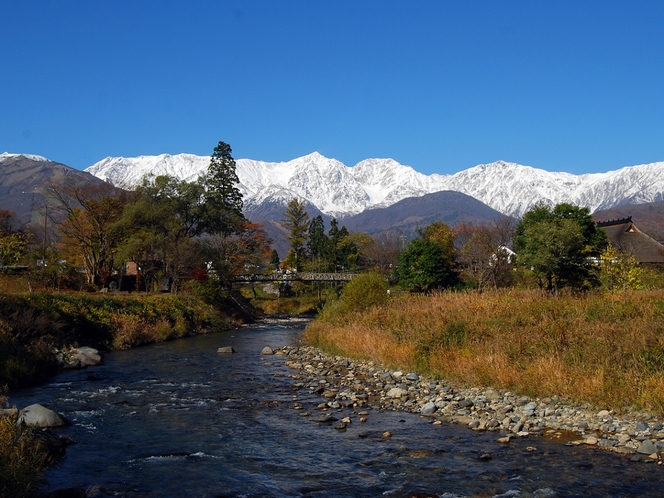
[233,272,355,282]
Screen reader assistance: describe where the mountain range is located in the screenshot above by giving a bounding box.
[85,152,664,219]
[2,151,664,255]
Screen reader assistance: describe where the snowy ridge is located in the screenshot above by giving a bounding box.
[1,152,49,162]
[85,152,664,218]
[86,153,210,189]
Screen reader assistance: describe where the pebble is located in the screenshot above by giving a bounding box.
[276,345,664,463]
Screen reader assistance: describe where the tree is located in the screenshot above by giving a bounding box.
[457,218,515,291]
[341,232,373,272]
[116,175,207,292]
[226,221,273,276]
[514,203,607,294]
[419,221,457,263]
[203,141,246,237]
[362,231,403,276]
[282,199,309,271]
[395,238,457,292]
[269,249,280,269]
[202,220,273,294]
[0,211,27,270]
[0,209,17,234]
[307,215,332,271]
[48,182,127,287]
[600,244,644,304]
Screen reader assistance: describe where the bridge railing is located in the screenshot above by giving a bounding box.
[232,272,355,282]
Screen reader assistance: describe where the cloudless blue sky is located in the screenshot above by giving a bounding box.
[2,1,663,175]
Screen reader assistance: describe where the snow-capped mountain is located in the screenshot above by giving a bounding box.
[1,151,49,162]
[85,152,664,218]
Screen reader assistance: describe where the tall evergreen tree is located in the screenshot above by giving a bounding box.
[283,198,309,271]
[203,141,246,237]
[307,215,331,271]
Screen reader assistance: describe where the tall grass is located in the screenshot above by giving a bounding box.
[304,288,664,414]
[0,394,51,498]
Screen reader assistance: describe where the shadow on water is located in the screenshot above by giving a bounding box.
[8,318,664,497]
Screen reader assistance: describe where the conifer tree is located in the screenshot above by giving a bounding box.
[283,198,309,271]
[203,141,246,237]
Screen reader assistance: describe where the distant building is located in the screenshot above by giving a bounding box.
[597,217,664,264]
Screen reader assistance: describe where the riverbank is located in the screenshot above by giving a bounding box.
[0,291,249,390]
[305,283,664,414]
[275,344,664,463]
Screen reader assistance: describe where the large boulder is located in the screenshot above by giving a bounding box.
[18,404,69,428]
[57,346,103,369]
[71,347,102,367]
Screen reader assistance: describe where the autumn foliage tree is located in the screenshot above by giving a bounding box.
[600,244,644,303]
[0,210,27,271]
[49,182,127,286]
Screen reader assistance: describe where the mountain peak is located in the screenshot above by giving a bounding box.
[1,152,49,162]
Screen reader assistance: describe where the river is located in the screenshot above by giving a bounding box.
[8,318,664,497]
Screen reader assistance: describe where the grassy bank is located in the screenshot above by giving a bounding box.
[304,280,664,415]
[0,291,236,391]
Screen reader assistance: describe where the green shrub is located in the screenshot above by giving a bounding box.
[319,271,389,321]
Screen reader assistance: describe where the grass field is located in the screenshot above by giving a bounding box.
[305,280,664,415]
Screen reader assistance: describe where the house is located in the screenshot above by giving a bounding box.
[596,217,664,264]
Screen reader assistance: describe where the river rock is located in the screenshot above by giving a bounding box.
[387,387,408,398]
[276,344,664,460]
[76,346,99,357]
[261,346,275,355]
[217,346,236,354]
[71,349,102,367]
[421,402,436,416]
[18,404,69,428]
[637,439,658,455]
[635,421,650,432]
[25,428,75,458]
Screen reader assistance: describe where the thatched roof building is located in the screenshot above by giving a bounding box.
[597,217,664,264]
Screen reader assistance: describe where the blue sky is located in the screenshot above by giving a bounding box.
[2,1,663,175]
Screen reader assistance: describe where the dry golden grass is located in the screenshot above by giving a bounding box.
[304,289,664,414]
[0,413,51,497]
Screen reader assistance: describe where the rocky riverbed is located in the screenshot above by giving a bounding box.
[270,345,664,464]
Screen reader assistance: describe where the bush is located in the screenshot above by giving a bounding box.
[319,272,389,321]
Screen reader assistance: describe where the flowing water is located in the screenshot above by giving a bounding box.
[8,318,664,497]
